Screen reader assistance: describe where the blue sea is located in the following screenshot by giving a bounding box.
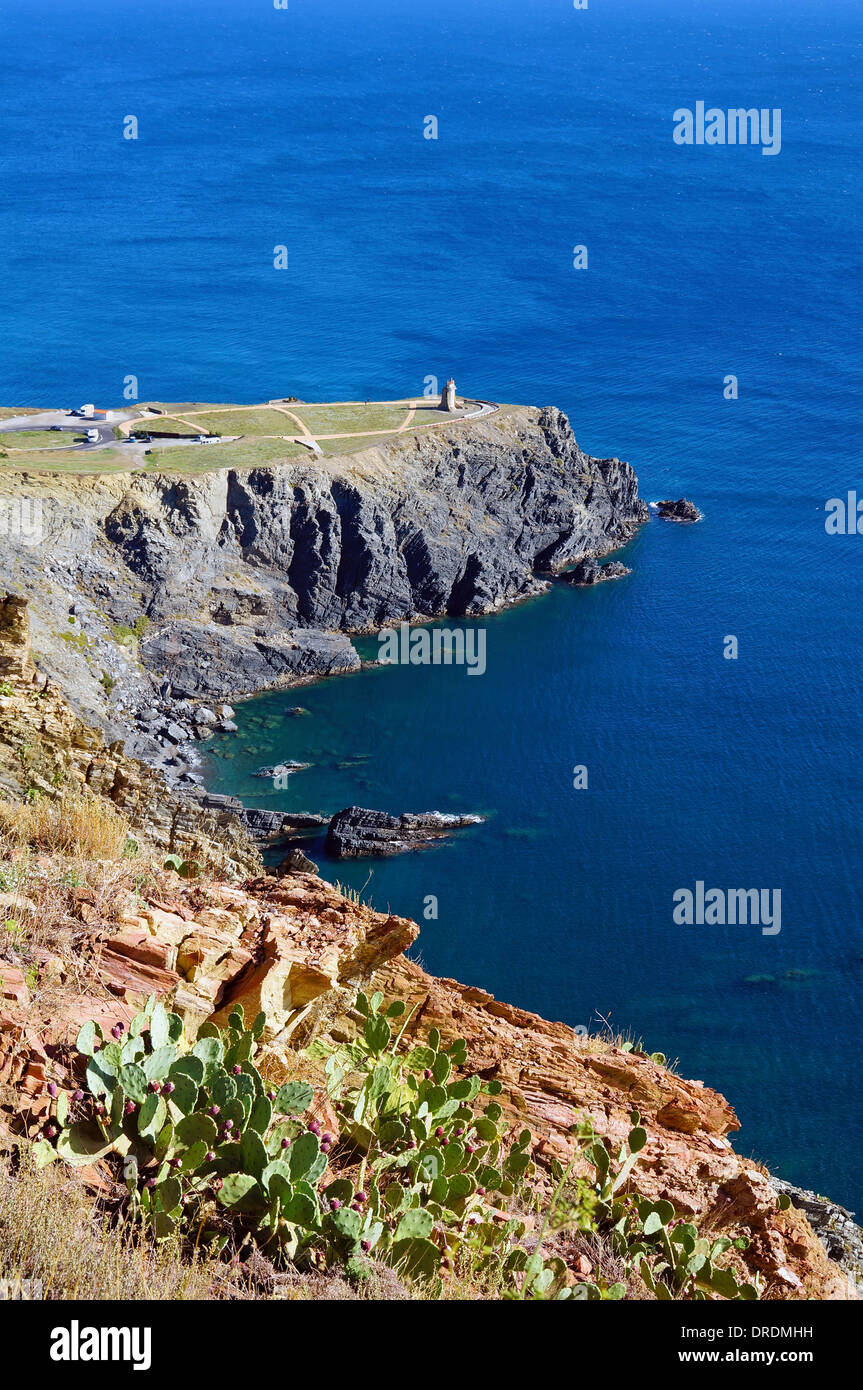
[1,0,861,1210]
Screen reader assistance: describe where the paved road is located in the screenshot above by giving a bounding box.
[0,412,134,452]
[0,420,117,451]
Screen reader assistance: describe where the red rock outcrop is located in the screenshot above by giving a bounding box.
[0,867,854,1299]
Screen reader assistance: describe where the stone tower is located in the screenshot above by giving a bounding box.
[440,377,457,412]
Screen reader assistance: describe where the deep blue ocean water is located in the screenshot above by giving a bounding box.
[1,0,861,1208]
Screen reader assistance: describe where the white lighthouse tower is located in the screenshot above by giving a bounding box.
[440,377,457,412]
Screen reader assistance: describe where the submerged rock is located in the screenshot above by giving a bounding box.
[252,761,310,779]
[326,806,484,859]
[657,497,701,523]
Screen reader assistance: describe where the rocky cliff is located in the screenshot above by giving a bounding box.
[0,406,646,775]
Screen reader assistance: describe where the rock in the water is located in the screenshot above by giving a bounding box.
[277,847,320,876]
[285,706,310,718]
[326,806,484,859]
[657,497,700,523]
[566,559,631,586]
[240,807,325,842]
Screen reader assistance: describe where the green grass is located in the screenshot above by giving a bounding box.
[181,407,299,436]
[317,434,397,457]
[0,430,81,450]
[133,417,200,437]
[142,436,307,473]
[291,404,411,436]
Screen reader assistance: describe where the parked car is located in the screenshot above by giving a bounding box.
[85,428,100,443]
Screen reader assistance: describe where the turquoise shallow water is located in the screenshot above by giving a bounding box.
[1,0,861,1206]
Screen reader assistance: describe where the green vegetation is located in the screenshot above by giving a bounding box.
[0,429,79,450]
[111,616,150,645]
[163,853,201,880]
[292,403,410,435]
[34,990,759,1301]
[133,417,200,437]
[142,437,307,473]
[318,434,395,457]
[184,407,298,436]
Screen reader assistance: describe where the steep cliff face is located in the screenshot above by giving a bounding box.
[0,407,646,742]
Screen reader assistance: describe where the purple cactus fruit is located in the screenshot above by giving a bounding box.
[96,1103,106,1117]
[232,1064,242,1075]
[355,1191,367,1203]
[465,1143,477,1154]
[267,1090,276,1101]
[454,1127,464,1137]
[361,1240,371,1253]
[435,1126,445,1138]
[208,1104,220,1117]
[72,1089,84,1102]
[351,1203,362,1212]
[281,1137,290,1150]
[162,1081,175,1095]
[321,1142,331,1154]
[408,1139,417,1149]
[47,1081,58,1099]
[145,1177,157,1189]
[224,1118,234,1131]
[124,1101,136,1115]
[111,1026,122,1040]
[115,1021,125,1034]
[171,1157,182,1169]
[424,1069,432,1080]
[330,1198,341,1211]
[322,1132,332,1144]
[213,1178,223,1191]
[44,1123,58,1139]
[477,1187,486,1196]
[441,1138,450,1147]
[205,1151,216,1162]
[148,1080,160,1094]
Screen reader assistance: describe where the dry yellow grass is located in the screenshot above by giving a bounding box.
[0,1156,239,1300]
[0,790,132,860]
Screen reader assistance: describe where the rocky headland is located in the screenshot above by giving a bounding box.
[0,405,646,786]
